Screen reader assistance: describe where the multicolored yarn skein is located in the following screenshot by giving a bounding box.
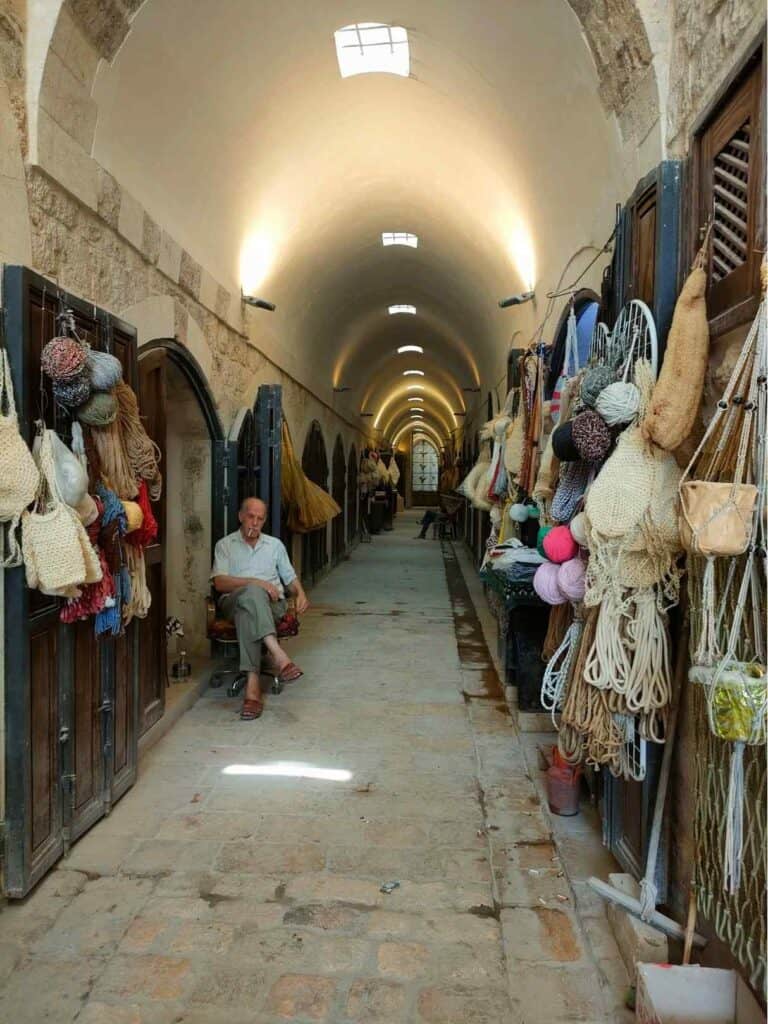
[41,336,87,381]
[53,370,91,409]
[571,410,612,462]
[580,366,615,408]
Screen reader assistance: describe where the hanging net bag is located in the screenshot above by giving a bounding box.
[685,267,767,896]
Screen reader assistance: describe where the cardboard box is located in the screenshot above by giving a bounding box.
[636,965,765,1024]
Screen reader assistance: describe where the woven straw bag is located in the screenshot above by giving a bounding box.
[0,349,40,565]
[21,427,102,594]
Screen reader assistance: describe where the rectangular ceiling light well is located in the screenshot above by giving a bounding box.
[397,345,423,354]
[383,232,418,248]
[389,304,416,315]
[335,24,410,78]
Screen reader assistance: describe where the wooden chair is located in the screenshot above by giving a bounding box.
[431,508,459,540]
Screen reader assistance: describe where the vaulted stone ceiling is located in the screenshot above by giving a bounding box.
[89,0,642,443]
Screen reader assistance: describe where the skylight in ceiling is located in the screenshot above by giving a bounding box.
[406,384,424,391]
[383,232,418,248]
[389,305,416,315]
[397,345,423,354]
[407,396,423,402]
[403,370,424,376]
[335,24,410,78]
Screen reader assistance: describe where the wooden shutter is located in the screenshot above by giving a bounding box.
[697,51,765,332]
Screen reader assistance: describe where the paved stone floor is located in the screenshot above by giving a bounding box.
[0,511,631,1023]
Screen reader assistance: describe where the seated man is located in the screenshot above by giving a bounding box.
[415,498,446,539]
[211,497,309,721]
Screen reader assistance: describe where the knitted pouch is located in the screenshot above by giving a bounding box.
[0,349,40,565]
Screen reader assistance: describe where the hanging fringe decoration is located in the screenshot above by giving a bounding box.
[123,544,151,624]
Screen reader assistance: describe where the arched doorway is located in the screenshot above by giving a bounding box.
[412,436,440,507]
[138,340,224,734]
[545,289,602,399]
[301,421,329,584]
[347,444,358,545]
[331,435,346,565]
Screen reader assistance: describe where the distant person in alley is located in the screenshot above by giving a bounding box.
[212,497,309,720]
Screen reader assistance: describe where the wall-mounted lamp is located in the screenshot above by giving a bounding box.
[333,386,352,393]
[359,412,374,417]
[242,291,276,312]
[498,290,535,309]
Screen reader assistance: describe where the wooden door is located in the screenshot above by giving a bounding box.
[137,349,167,736]
[602,162,682,893]
[104,317,139,803]
[346,445,358,545]
[2,267,140,895]
[331,435,345,564]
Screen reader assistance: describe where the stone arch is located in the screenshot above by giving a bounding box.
[564,0,661,149]
[139,337,224,443]
[121,295,215,397]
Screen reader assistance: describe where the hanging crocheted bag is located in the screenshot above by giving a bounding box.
[0,349,40,566]
[21,427,101,594]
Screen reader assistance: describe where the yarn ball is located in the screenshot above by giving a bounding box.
[527,504,540,520]
[77,390,118,426]
[580,366,615,408]
[509,502,529,523]
[41,336,86,381]
[533,562,567,605]
[569,512,588,548]
[542,524,579,564]
[551,421,579,462]
[121,500,145,533]
[87,349,123,390]
[571,410,612,462]
[536,525,552,557]
[557,557,586,602]
[53,368,91,408]
[596,381,641,426]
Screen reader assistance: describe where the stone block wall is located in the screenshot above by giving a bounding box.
[667,0,765,154]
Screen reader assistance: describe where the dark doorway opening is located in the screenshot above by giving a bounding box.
[301,421,329,584]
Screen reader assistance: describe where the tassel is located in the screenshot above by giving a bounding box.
[695,557,719,665]
[723,740,746,895]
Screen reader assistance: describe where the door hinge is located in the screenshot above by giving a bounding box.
[98,700,113,714]
[59,726,70,743]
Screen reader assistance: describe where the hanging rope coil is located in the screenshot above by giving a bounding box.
[91,418,139,500]
[114,381,163,501]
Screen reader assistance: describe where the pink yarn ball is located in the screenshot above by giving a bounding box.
[542,524,579,564]
[533,562,567,605]
[557,557,586,602]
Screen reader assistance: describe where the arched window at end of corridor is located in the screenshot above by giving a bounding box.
[411,435,440,507]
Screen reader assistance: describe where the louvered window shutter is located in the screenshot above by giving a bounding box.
[698,51,765,330]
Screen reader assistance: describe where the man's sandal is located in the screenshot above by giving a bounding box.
[278,662,303,683]
[240,698,264,720]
